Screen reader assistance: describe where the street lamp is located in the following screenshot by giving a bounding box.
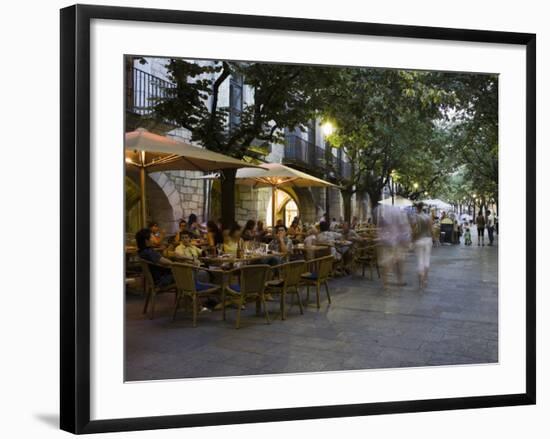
[321,121,334,137]
[413,182,419,189]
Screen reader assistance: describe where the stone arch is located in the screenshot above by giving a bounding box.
[126,169,177,233]
[286,187,318,224]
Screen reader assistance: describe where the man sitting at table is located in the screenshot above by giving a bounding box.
[174,231,202,264]
[136,228,174,286]
[268,225,293,254]
[174,219,187,244]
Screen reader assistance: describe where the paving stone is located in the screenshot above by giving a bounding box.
[125,236,498,380]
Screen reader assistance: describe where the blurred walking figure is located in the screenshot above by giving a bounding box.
[464,226,472,246]
[412,202,433,290]
[486,210,495,246]
[374,205,411,290]
[476,211,486,246]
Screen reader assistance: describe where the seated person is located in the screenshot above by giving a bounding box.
[223,223,243,255]
[287,218,302,240]
[242,219,256,241]
[304,227,318,247]
[255,220,267,242]
[174,231,202,263]
[268,225,293,254]
[187,213,204,237]
[206,220,224,251]
[317,221,343,261]
[147,221,164,247]
[341,222,362,242]
[174,219,187,244]
[136,228,173,286]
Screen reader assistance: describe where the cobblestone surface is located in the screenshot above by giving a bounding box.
[125,235,498,381]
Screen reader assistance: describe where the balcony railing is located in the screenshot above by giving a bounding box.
[283,134,353,181]
[127,68,175,115]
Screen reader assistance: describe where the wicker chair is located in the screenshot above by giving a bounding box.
[171,263,221,327]
[224,264,272,329]
[300,255,334,308]
[353,241,380,279]
[265,260,306,320]
[139,258,177,320]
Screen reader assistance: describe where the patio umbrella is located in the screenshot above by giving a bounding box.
[125,128,262,227]
[235,163,339,226]
[423,198,452,210]
[378,195,413,207]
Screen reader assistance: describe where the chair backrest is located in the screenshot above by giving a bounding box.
[239,264,271,295]
[281,260,306,288]
[317,255,334,280]
[139,258,156,291]
[170,263,196,292]
[305,255,334,280]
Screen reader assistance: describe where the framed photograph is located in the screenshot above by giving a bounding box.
[60,4,536,434]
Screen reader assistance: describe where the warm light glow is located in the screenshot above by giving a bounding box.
[413,182,419,189]
[424,191,428,196]
[125,157,133,164]
[321,121,334,136]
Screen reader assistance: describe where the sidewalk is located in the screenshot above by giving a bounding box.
[125,237,498,381]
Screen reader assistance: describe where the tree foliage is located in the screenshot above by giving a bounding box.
[153,59,338,224]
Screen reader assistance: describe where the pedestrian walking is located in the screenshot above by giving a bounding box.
[412,202,433,290]
[486,210,495,246]
[476,211,486,246]
[464,226,472,246]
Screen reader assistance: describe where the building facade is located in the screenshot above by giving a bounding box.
[125,57,370,233]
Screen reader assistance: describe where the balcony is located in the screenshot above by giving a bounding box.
[283,134,353,181]
[126,67,177,132]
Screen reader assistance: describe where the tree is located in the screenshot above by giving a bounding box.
[437,73,499,205]
[322,68,452,219]
[153,59,337,225]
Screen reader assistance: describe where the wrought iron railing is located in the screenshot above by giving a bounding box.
[283,134,353,181]
[127,68,175,115]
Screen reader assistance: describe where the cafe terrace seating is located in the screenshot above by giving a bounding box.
[171,262,222,327]
[224,264,272,329]
[265,260,306,320]
[140,259,177,320]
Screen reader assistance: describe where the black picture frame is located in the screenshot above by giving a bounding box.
[60,4,536,434]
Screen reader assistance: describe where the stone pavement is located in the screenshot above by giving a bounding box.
[125,235,498,381]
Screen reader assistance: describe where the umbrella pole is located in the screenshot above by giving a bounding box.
[272,186,276,227]
[140,166,147,228]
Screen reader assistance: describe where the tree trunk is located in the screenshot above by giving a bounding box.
[341,189,353,223]
[220,168,237,228]
[367,189,381,213]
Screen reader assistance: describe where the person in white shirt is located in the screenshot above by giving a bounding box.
[486,210,495,246]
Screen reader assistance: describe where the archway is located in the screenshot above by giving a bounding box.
[125,170,176,234]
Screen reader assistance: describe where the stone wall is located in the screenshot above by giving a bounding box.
[148,170,206,232]
[235,186,271,224]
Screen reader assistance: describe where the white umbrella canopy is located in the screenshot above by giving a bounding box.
[125,128,263,227]
[125,128,262,173]
[423,198,452,210]
[379,195,413,207]
[235,163,340,188]
[235,163,338,226]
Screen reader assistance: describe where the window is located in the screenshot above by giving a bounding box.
[229,74,243,130]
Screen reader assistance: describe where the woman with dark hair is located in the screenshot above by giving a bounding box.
[187,213,203,237]
[206,220,224,248]
[242,219,256,241]
[223,223,243,255]
[255,220,267,242]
